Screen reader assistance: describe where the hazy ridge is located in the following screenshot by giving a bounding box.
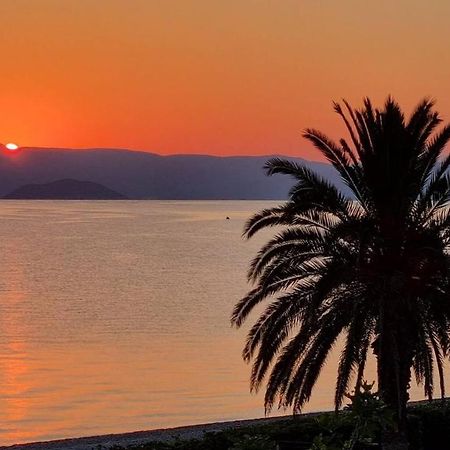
[0,147,344,200]
[4,178,127,200]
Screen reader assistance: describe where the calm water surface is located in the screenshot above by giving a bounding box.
[0,201,437,445]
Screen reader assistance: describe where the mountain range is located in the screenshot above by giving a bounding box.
[0,147,344,200]
[4,179,127,200]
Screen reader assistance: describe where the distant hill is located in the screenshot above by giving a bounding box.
[4,179,127,200]
[0,147,346,200]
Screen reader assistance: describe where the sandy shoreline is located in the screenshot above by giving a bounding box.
[0,415,299,450]
[0,399,436,450]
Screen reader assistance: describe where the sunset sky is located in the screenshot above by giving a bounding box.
[1,0,450,160]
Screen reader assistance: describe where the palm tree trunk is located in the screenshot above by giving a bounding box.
[376,304,413,449]
[378,347,411,449]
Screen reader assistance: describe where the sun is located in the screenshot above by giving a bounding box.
[5,143,18,151]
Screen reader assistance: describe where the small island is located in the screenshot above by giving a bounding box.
[4,178,127,200]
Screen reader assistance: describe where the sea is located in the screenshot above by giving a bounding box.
[0,200,435,445]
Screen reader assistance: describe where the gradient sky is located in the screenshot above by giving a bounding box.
[1,0,450,160]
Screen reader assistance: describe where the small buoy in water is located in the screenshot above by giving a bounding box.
[226,216,230,220]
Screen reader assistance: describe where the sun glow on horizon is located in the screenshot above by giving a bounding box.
[5,143,18,151]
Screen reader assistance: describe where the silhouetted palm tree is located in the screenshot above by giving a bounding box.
[232,98,450,447]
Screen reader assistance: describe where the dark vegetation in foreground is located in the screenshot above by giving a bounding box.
[231,97,450,449]
[103,399,450,450]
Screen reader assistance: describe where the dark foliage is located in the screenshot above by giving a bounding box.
[231,98,450,436]
[103,402,450,450]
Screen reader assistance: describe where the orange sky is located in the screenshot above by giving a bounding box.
[1,0,450,160]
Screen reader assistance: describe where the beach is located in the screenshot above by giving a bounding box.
[0,415,294,450]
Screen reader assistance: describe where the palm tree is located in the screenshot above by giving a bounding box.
[231,98,450,447]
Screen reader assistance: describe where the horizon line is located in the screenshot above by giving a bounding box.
[12,145,326,163]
